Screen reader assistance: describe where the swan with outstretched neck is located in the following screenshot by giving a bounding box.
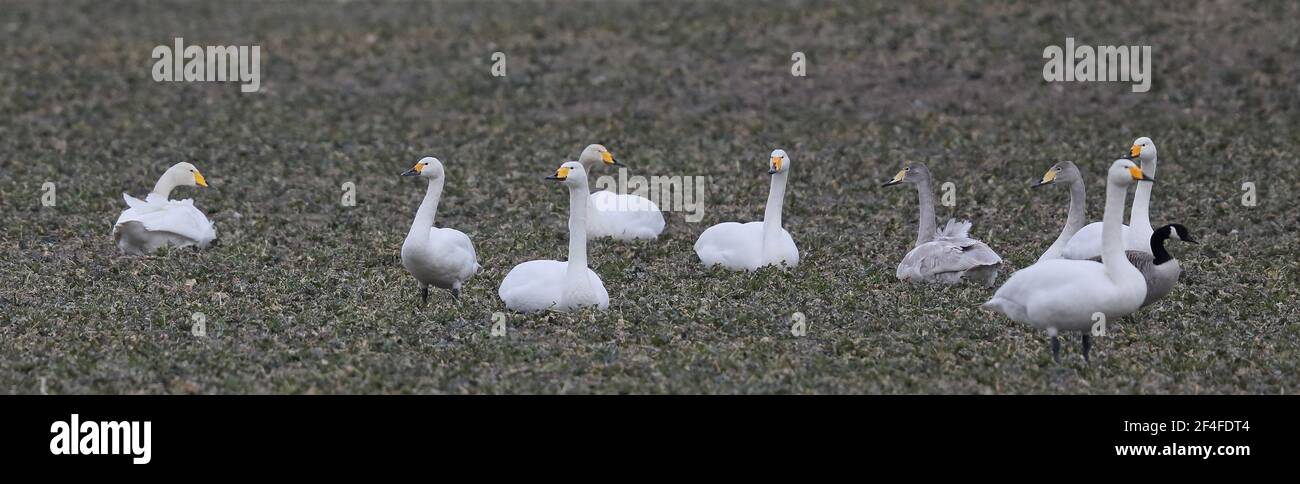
[1031,160,1088,262]
[693,149,799,271]
[113,162,216,255]
[498,162,609,312]
[577,144,665,240]
[984,159,1154,363]
[399,157,480,306]
[1062,137,1157,259]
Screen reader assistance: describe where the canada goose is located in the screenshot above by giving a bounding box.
[1089,223,1196,307]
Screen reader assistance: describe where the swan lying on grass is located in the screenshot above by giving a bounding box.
[499,162,609,312]
[113,162,216,255]
[694,149,799,271]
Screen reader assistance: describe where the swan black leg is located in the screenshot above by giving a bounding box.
[1082,334,1092,363]
[451,287,460,300]
[420,285,429,307]
[1051,336,1061,363]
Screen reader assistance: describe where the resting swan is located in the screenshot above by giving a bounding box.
[693,149,799,271]
[112,162,216,255]
[400,157,480,306]
[881,162,1001,286]
[1089,223,1196,307]
[498,162,609,312]
[578,144,666,240]
[1061,137,1157,259]
[984,159,1154,363]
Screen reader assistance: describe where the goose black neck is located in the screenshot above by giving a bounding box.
[1150,228,1173,265]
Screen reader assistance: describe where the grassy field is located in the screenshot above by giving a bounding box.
[1,0,1298,394]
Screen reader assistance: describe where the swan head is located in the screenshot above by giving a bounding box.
[881,162,929,187]
[1108,158,1155,186]
[1158,223,1197,244]
[579,144,623,171]
[1032,160,1081,187]
[401,157,445,179]
[167,162,208,188]
[768,149,790,175]
[1124,137,1157,164]
[547,161,588,187]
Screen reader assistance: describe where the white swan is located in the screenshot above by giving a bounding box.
[498,162,609,312]
[1061,137,1157,259]
[984,159,1154,362]
[578,144,666,240]
[112,162,216,255]
[881,163,1001,286]
[694,149,799,271]
[400,157,480,306]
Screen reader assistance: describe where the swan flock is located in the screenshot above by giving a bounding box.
[114,137,1193,363]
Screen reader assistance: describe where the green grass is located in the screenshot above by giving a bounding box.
[1,0,1298,393]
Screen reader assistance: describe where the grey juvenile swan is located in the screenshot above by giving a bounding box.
[1032,160,1088,262]
[882,162,1001,286]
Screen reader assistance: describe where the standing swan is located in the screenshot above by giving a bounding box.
[113,162,216,255]
[400,157,480,306]
[1031,160,1089,262]
[694,149,799,271]
[1062,137,1157,259]
[578,144,666,240]
[881,163,1001,286]
[983,159,1154,363]
[498,162,609,312]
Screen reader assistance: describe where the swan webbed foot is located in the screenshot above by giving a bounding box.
[1051,336,1061,363]
[1082,334,1092,363]
[420,285,429,307]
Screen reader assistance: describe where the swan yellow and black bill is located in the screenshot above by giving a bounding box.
[1127,144,1141,159]
[601,151,625,167]
[193,170,208,187]
[1032,167,1057,187]
[1128,166,1155,182]
[881,169,906,187]
[768,155,783,175]
[400,162,423,176]
[546,166,570,181]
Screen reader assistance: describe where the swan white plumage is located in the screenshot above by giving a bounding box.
[881,162,1001,286]
[400,157,480,306]
[498,162,609,312]
[112,162,216,255]
[984,159,1154,363]
[578,144,666,240]
[694,149,799,271]
[1061,137,1157,259]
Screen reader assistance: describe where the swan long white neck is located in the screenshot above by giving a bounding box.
[1102,177,1132,278]
[762,172,788,257]
[407,176,444,241]
[151,170,181,199]
[914,178,937,246]
[1130,155,1156,234]
[565,182,591,279]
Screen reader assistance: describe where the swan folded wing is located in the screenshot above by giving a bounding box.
[694,222,762,269]
[936,219,972,239]
[589,192,665,239]
[499,260,566,311]
[115,198,216,244]
[904,238,1000,279]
